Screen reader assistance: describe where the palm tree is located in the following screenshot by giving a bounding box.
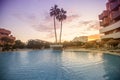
[56,8,67,43]
[50,5,60,43]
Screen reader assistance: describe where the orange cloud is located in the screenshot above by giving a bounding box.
[88,34,101,41]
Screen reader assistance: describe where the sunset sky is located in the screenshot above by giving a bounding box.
[0,0,107,42]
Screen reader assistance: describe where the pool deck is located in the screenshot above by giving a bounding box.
[64,48,120,56]
[0,49,34,53]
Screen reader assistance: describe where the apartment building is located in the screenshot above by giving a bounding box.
[72,36,88,42]
[99,0,120,39]
[0,28,15,45]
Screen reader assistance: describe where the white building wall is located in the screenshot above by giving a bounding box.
[100,21,120,33]
[101,32,120,39]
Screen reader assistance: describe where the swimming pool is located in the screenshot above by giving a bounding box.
[0,50,120,80]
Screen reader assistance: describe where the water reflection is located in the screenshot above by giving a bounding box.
[0,50,120,80]
[61,51,106,80]
[103,54,120,80]
[19,51,29,65]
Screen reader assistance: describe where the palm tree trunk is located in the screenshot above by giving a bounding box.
[54,16,57,43]
[59,21,62,44]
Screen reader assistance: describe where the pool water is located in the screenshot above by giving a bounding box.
[0,50,120,80]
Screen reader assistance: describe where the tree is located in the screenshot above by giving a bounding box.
[50,4,60,43]
[13,40,26,49]
[107,39,120,49]
[0,36,14,51]
[56,8,67,43]
[27,40,44,49]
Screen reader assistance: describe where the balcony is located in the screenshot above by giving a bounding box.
[0,34,15,40]
[100,20,120,33]
[106,2,110,11]
[0,28,11,35]
[103,10,109,18]
[10,35,16,40]
[110,1,120,11]
[111,10,120,20]
[99,17,110,27]
[100,21,104,26]
[99,14,103,20]
[118,0,120,5]
[109,0,115,2]
[99,10,108,20]
[101,32,120,39]
[103,18,110,26]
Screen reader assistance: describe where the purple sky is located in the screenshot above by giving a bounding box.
[0,0,107,42]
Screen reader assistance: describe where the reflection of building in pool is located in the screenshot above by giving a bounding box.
[99,0,120,40]
[0,28,15,50]
[103,54,120,80]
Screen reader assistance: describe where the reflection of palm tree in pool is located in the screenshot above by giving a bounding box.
[56,8,67,44]
[50,5,67,44]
